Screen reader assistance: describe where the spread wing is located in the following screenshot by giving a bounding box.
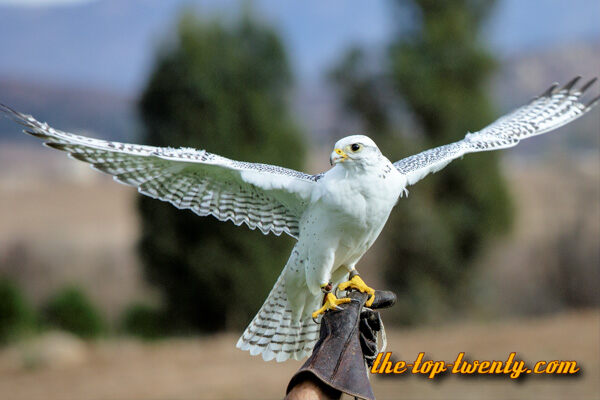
[394,77,599,186]
[1,105,319,239]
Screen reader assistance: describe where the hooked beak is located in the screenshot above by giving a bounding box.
[330,148,348,166]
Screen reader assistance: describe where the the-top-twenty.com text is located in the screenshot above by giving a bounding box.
[370,352,581,379]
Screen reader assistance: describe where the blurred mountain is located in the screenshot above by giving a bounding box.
[1,0,599,93]
[0,0,598,150]
[0,0,186,92]
[491,41,600,154]
[298,40,600,151]
[493,42,600,110]
[2,40,599,150]
[0,0,394,93]
[0,78,137,142]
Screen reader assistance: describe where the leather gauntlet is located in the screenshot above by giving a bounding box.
[286,289,396,400]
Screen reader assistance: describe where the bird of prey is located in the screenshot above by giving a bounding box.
[2,77,598,362]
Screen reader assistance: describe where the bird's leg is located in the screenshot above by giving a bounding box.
[338,271,375,307]
[311,282,351,320]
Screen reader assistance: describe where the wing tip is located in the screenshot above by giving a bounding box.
[541,82,559,97]
[0,102,12,114]
[0,103,31,126]
[560,76,581,93]
[25,129,48,139]
[585,93,600,110]
[541,76,599,109]
[540,76,597,98]
[579,77,597,94]
[0,102,20,117]
[44,141,67,150]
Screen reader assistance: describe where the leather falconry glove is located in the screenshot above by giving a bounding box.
[286,284,396,400]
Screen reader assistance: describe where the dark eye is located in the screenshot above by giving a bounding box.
[351,143,361,152]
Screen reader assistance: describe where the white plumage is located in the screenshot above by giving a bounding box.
[2,77,598,362]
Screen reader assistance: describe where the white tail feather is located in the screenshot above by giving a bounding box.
[236,271,320,362]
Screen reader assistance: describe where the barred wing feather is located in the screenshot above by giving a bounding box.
[1,105,317,239]
[394,77,599,186]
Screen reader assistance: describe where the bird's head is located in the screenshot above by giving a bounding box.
[330,135,381,167]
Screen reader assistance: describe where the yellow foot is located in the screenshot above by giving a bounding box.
[311,293,351,319]
[338,274,376,307]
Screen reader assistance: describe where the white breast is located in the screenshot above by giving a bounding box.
[305,161,405,266]
[286,159,404,312]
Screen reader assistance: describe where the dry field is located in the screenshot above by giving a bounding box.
[0,309,597,400]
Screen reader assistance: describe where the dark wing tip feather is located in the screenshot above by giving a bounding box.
[24,129,48,139]
[541,82,559,97]
[579,77,597,94]
[585,94,600,110]
[69,153,92,162]
[561,76,581,93]
[0,103,30,126]
[0,103,17,115]
[1,104,45,134]
[44,142,67,151]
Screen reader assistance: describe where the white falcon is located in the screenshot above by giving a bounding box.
[2,77,598,362]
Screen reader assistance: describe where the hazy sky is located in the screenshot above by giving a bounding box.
[0,0,598,93]
[0,0,95,4]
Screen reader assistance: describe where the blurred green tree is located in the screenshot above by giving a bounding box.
[120,302,166,340]
[331,0,513,323]
[137,13,306,333]
[42,286,106,339]
[0,278,36,344]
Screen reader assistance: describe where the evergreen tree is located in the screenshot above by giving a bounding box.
[138,13,305,333]
[331,0,512,323]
